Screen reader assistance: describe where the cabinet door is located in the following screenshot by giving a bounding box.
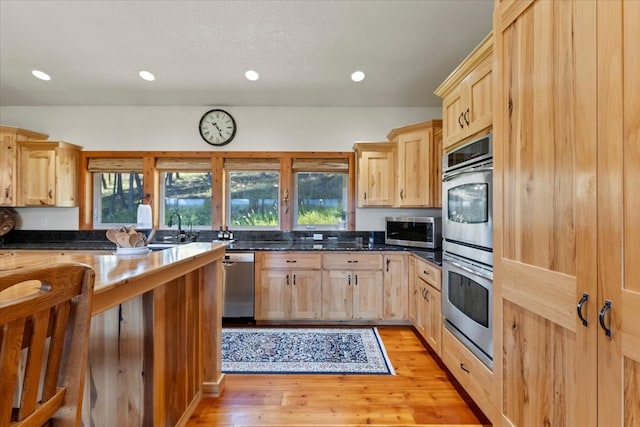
[352,270,383,320]
[464,55,492,139]
[358,149,395,207]
[291,269,322,320]
[597,1,640,424]
[407,257,417,324]
[259,269,291,320]
[414,277,428,340]
[424,285,442,357]
[494,1,597,425]
[18,146,56,206]
[442,86,465,150]
[321,270,352,320]
[0,135,16,206]
[54,147,79,207]
[382,254,408,320]
[396,129,432,206]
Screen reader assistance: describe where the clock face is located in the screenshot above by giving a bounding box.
[199,109,236,146]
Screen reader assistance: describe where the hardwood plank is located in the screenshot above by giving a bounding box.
[187,327,489,426]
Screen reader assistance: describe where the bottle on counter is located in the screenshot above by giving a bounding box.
[228,228,234,241]
[222,226,230,240]
[217,226,224,240]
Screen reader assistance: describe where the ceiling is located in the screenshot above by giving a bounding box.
[0,0,493,108]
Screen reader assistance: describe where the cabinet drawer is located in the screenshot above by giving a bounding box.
[442,328,495,422]
[262,252,321,270]
[322,253,382,270]
[415,257,441,290]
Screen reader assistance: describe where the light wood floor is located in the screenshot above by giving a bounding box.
[187,326,491,427]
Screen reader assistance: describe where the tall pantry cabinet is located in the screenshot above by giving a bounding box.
[493,1,639,426]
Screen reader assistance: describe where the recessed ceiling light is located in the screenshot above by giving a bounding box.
[139,70,155,81]
[32,70,51,81]
[245,70,259,81]
[351,70,365,82]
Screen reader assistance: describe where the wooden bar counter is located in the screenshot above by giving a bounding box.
[0,242,227,427]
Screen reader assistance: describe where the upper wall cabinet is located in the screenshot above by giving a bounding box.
[435,34,492,153]
[0,126,49,206]
[353,142,396,207]
[17,140,82,207]
[387,120,443,208]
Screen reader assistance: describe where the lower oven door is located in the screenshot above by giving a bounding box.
[442,164,493,251]
[442,253,493,368]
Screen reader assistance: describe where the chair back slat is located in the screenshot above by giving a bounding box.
[42,302,71,402]
[0,263,94,427]
[0,318,26,423]
[18,308,51,420]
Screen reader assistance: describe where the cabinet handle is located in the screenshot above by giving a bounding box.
[458,112,464,129]
[355,274,358,285]
[464,108,470,125]
[293,274,296,285]
[400,189,404,200]
[421,288,426,299]
[347,260,358,263]
[48,190,53,199]
[423,270,429,276]
[425,288,430,301]
[576,293,589,327]
[386,258,390,272]
[460,363,470,373]
[598,300,612,337]
[286,274,290,285]
[4,187,8,198]
[364,192,367,200]
[348,274,351,285]
[286,260,297,263]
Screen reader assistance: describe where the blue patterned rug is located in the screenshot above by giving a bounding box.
[221,327,395,375]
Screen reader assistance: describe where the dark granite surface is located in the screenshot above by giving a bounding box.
[0,229,442,266]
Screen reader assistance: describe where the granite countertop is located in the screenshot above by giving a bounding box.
[0,231,442,266]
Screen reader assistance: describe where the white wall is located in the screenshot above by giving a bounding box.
[0,106,442,231]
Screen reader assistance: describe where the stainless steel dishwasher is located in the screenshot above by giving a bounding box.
[222,252,255,319]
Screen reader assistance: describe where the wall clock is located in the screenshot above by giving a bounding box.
[198,109,236,146]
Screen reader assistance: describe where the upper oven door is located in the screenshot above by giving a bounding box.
[442,163,493,250]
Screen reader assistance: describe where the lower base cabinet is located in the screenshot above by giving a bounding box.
[255,252,322,320]
[413,256,442,356]
[322,269,383,320]
[441,328,496,422]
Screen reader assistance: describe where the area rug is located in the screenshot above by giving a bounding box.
[221,327,395,375]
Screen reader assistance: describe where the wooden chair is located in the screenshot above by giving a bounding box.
[0,263,95,427]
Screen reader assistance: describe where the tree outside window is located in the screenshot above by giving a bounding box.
[227,171,279,228]
[294,172,347,229]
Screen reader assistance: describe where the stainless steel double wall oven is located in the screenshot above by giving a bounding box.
[441,133,494,368]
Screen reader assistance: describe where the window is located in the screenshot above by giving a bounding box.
[225,158,280,229]
[292,158,349,230]
[89,158,144,228]
[157,158,212,229]
[227,171,279,228]
[160,172,212,228]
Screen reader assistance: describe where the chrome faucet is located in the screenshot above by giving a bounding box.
[168,212,183,240]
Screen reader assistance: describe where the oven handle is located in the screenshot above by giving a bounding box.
[443,166,493,182]
[444,259,493,281]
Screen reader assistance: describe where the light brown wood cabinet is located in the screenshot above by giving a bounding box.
[0,126,49,206]
[413,256,442,356]
[353,142,396,207]
[387,120,443,207]
[382,253,408,321]
[255,252,322,320]
[494,0,640,426]
[17,140,82,207]
[435,34,492,153]
[321,253,383,320]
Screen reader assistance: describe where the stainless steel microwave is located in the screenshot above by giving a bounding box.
[385,216,442,249]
